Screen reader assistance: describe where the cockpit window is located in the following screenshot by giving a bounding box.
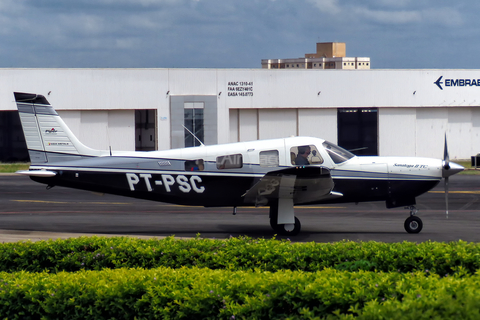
[290,145,323,165]
[322,141,355,164]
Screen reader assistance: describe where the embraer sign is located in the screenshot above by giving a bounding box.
[434,76,480,90]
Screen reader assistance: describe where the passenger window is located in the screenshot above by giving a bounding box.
[259,150,279,167]
[184,159,204,171]
[216,154,243,169]
[290,145,323,165]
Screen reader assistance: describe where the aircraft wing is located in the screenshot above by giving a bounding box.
[243,166,341,206]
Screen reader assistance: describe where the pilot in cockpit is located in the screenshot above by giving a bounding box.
[294,145,311,165]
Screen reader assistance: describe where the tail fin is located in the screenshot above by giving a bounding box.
[15,92,106,164]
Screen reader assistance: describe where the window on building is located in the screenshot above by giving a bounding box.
[185,159,204,171]
[184,102,204,147]
[259,150,279,167]
[290,145,323,165]
[216,154,243,169]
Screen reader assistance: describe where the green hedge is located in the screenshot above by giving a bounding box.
[1,267,480,319]
[1,236,480,275]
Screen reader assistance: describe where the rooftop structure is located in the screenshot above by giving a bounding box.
[261,42,370,70]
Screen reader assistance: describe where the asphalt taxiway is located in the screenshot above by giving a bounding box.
[1,174,479,243]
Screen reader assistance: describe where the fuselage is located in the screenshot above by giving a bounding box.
[26,136,460,209]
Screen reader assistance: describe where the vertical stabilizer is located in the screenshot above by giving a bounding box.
[14,92,106,163]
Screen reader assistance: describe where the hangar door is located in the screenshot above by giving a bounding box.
[0,111,28,162]
[337,108,378,156]
[135,109,157,151]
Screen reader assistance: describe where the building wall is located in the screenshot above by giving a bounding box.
[379,107,480,158]
[2,68,480,160]
[58,110,135,151]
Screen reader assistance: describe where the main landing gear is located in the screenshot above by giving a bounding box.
[270,216,302,236]
[269,201,301,236]
[404,206,423,234]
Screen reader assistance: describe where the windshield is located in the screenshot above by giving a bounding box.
[322,141,355,164]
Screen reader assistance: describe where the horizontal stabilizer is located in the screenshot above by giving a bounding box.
[16,170,57,177]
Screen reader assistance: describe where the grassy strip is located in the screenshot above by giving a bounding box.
[1,236,480,275]
[0,162,29,173]
[0,267,479,319]
[455,160,480,174]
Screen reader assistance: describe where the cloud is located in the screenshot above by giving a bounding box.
[305,0,341,14]
[0,0,477,69]
[421,7,463,27]
[354,8,421,24]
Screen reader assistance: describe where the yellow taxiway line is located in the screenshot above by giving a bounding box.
[429,191,480,194]
[12,200,346,209]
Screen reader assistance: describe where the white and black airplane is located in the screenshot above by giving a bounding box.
[14,92,464,236]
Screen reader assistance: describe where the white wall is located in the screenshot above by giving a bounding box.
[229,109,239,143]
[258,109,297,139]
[238,109,258,142]
[380,107,480,159]
[3,68,480,158]
[379,108,416,157]
[298,108,337,142]
[59,110,134,151]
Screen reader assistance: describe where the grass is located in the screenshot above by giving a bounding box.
[454,160,480,175]
[0,162,30,173]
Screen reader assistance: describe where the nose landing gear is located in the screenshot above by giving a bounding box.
[404,206,423,233]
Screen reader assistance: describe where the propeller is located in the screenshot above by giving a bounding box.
[442,134,451,217]
[441,134,465,218]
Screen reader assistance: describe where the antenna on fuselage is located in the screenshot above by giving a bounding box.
[182,125,205,147]
[106,125,112,156]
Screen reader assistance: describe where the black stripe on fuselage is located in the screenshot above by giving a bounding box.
[30,165,441,208]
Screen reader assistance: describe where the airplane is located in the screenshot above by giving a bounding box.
[14,92,464,236]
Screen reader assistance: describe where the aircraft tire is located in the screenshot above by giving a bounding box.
[404,216,423,234]
[271,217,301,236]
[270,218,278,230]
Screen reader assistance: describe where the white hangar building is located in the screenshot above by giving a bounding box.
[1,68,479,162]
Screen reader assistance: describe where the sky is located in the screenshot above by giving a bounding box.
[0,0,478,69]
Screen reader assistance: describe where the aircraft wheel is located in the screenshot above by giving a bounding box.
[272,217,301,236]
[270,218,278,230]
[404,216,423,234]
